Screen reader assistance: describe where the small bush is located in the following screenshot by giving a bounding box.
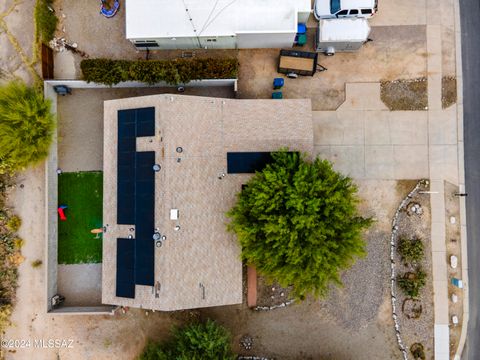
[410,343,426,360]
[31,260,43,268]
[139,320,234,360]
[81,58,239,86]
[398,238,424,265]
[34,0,58,44]
[397,269,427,298]
[6,216,21,233]
[13,238,24,250]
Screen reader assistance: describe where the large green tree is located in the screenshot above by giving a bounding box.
[139,320,234,360]
[0,81,55,172]
[227,151,371,299]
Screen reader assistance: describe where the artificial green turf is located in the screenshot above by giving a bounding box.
[58,171,103,264]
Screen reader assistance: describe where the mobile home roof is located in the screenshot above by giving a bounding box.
[126,0,310,39]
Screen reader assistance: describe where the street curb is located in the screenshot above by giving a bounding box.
[453,0,469,358]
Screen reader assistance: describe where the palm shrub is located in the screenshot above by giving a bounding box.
[139,320,234,360]
[0,81,55,172]
[227,150,372,300]
[398,238,424,265]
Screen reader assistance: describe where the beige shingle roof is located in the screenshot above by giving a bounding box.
[102,95,313,311]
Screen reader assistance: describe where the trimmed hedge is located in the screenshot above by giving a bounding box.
[80,58,238,86]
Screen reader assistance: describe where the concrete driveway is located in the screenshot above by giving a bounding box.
[313,83,458,183]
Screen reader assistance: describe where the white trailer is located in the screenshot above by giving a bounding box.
[315,18,371,55]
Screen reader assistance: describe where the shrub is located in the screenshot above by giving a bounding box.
[80,58,239,86]
[227,151,372,299]
[13,238,24,250]
[410,343,426,360]
[6,216,21,233]
[0,81,56,171]
[34,0,58,44]
[398,238,424,264]
[31,260,43,268]
[397,269,427,298]
[139,320,234,360]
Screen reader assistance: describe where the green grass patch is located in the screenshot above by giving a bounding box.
[58,171,103,264]
[34,0,58,44]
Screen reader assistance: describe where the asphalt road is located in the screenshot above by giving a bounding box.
[460,0,480,358]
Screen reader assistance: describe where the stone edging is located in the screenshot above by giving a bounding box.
[390,179,428,360]
[238,357,273,360]
[254,299,295,311]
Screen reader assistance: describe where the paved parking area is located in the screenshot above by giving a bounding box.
[313,83,458,183]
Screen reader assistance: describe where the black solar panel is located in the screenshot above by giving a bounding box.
[227,152,274,173]
[134,151,155,286]
[116,238,135,299]
[116,108,156,298]
[136,107,155,137]
[117,109,137,224]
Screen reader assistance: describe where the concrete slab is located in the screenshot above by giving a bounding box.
[324,146,365,178]
[429,108,458,145]
[313,111,365,145]
[431,223,447,252]
[364,111,391,145]
[57,264,102,306]
[429,145,459,183]
[364,145,394,179]
[393,145,429,179]
[338,83,388,111]
[432,251,448,282]
[388,112,428,144]
[434,324,450,356]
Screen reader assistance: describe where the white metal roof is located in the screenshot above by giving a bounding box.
[126,0,310,39]
[319,18,371,42]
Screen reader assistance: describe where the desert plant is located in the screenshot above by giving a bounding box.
[13,238,24,250]
[139,320,234,360]
[0,81,56,171]
[34,0,58,44]
[410,343,426,360]
[31,260,43,268]
[81,58,238,86]
[5,215,21,233]
[227,150,372,300]
[398,238,424,265]
[397,269,427,298]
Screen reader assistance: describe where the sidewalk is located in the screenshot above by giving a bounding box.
[426,0,468,359]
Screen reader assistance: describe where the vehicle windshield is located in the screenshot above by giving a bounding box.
[330,0,341,14]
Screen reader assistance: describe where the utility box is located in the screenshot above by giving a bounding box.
[315,18,371,55]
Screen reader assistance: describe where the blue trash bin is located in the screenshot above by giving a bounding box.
[297,23,307,34]
[273,78,284,89]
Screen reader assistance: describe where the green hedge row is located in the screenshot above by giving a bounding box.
[80,58,238,86]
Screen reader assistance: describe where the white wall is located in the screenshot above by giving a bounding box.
[236,32,295,48]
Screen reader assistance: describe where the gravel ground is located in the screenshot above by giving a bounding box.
[381,78,428,111]
[393,184,434,359]
[202,180,409,359]
[445,181,462,357]
[442,76,457,109]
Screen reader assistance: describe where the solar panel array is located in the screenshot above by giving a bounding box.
[227,152,274,173]
[115,107,156,299]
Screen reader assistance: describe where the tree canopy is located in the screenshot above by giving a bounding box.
[139,320,234,360]
[227,151,371,299]
[0,81,55,172]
